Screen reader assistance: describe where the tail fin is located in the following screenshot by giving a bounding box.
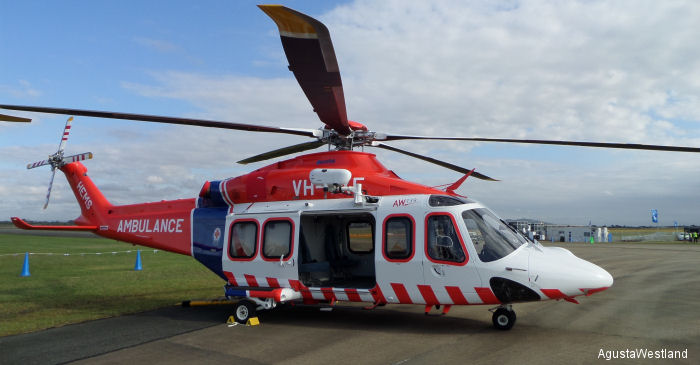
[60,162,112,226]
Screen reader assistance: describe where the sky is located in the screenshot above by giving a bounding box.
[1,0,699,226]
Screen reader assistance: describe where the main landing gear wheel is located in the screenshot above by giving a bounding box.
[234,299,257,324]
[492,307,516,330]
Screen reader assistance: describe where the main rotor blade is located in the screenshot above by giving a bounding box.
[238,140,326,165]
[374,142,498,181]
[0,113,31,123]
[382,134,700,153]
[259,5,351,136]
[0,105,318,138]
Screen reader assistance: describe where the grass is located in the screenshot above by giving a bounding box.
[607,227,688,243]
[0,233,223,337]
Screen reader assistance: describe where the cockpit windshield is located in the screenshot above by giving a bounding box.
[462,208,528,262]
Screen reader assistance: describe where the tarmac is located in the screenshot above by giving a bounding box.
[1,242,699,364]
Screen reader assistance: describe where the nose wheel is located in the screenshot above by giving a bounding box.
[491,305,516,330]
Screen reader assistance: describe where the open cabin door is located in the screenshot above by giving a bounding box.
[222,211,299,288]
[298,211,376,289]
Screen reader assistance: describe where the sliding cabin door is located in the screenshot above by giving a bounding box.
[222,212,299,289]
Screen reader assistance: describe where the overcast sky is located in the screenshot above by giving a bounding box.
[1,0,699,226]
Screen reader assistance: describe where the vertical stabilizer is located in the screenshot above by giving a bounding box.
[60,162,111,226]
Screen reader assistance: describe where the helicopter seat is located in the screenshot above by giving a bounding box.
[298,231,331,286]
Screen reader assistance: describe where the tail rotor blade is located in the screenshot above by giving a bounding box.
[61,152,93,165]
[27,159,50,170]
[44,167,57,210]
[57,116,74,152]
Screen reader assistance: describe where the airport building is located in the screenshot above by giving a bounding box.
[544,225,610,243]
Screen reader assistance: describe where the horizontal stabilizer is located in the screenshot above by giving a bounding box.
[11,217,98,231]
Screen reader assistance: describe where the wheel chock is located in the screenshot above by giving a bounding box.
[246,317,260,326]
[226,315,236,325]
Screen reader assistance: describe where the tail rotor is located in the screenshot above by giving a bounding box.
[26,116,93,209]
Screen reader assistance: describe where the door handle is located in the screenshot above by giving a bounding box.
[280,256,295,267]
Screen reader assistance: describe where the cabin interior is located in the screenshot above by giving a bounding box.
[298,212,376,289]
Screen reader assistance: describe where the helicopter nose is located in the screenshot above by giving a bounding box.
[586,262,614,291]
[531,247,613,299]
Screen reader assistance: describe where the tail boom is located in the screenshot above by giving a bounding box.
[16,161,197,256]
[96,199,195,255]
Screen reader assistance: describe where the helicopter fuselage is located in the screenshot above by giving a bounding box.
[46,150,611,312]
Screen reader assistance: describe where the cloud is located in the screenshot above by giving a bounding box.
[2,0,699,226]
[133,37,180,53]
[0,80,41,98]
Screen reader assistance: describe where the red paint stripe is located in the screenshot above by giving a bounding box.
[244,274,259,287]
[542,289,580,304]
[391,283,412,304]
[580,287,609,296]
[475,287,500,304]
[445,286,469,305]
[321,287,336,301]
[249,290,270,298]
[266,277,281,288]
[541,288,567,300]
[65,125,71,129]
[417,285,439,305]
[289,279,301,291]
[290,279,314,301]
[345,288,362,302]
[223,272,238,286]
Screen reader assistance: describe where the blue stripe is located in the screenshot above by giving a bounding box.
[225,288,248,297]
[192,207,228,280]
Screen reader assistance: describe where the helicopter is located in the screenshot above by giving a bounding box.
[3,5,698,330]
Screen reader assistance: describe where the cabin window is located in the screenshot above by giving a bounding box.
[426,214,465,263]
[263,220,292,259]
[384,216,413,260]
[347,221,374,253]
[229,221,257,259]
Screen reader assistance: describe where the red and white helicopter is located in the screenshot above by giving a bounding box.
[3,5,698,330]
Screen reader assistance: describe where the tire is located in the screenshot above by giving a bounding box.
[492,308,516,330]
[234,300,257,324]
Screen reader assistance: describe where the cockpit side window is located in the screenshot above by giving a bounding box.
[462,209,526,262]
[425,214,466,264]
